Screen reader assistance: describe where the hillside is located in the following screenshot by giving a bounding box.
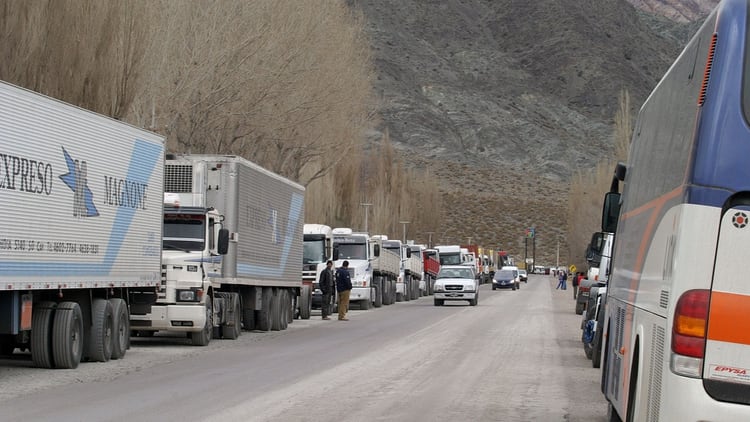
[350,0,709,264]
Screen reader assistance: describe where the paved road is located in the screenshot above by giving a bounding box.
[0,274,607,421]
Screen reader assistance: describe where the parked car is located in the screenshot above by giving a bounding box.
[518,269,528,283]
[433,265,479,306]
[492,268,520,291]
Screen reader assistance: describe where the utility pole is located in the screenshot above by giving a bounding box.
[360,203,372,233]
[399,220,410,243]
[425,231,435,248]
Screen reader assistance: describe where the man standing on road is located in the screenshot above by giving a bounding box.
[336,260,352,321]
[319,260,335,320]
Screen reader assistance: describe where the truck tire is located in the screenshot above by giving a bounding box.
[278,290,289,330]
[575,302,585,315]
[242,288,256,330]
[360,297,371,310]
[255,287,273,331]
[86,298,113,362]
[374,278,383,308]
[31,301,57,369]
[271,289,283,331]
[53,301,84,369]
[299,284,312,320]
[383,279,393,305]
[287,290,295,324]
[191,296,213,346]
[223,294,242,340]
[109,298,129,359]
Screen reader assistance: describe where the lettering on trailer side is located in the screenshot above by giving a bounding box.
[103,176,149,210]
[0,152,53,195]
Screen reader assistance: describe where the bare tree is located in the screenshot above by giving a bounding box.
[0,1,152,119]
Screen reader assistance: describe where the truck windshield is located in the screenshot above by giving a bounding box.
[336,243,367,260]
[163,214,205,251]
[303,238,326,264]
[438,268,473,279]
[440,253,461,265]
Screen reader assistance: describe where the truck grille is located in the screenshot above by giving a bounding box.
[445,285,464,291]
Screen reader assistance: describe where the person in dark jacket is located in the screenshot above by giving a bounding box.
[319,260,335,320]
[336,260,353,321]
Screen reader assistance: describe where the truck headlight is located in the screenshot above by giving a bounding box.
[177,289,201,302]
[434,285,444,292]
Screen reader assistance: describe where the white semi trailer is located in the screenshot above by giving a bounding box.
[128,154,305,343]
[0,81,164,368]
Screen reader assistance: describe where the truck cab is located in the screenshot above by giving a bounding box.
[382,238,414,302]
[303,224,334,319]
[333,228,375,309]
[130,193,229,344]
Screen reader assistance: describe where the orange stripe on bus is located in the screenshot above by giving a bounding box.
[707,291,750,345]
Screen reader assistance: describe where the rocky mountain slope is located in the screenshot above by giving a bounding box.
[349,0,713,264]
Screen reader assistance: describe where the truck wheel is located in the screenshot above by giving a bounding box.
[242,288,256,330]
[575,302,585,315]
[191,296,213,346]
[255,287,273,331]
[299,284,311,320]
[360,297,371,310]
[53,301,84,369]
[223,294,242,340]
[374,278,383,308]
[384,280,393,305]
[109,298,129,359]
[271,289,283,331]
[279,289,291,331]
[31,301,57,369]
[287,290,295,324]
[396,292,404,302]
[86,298,113,362]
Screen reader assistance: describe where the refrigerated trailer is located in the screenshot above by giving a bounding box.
[0,81,164,368]
[129,155,305,342]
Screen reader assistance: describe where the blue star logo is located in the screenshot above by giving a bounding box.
[59,147,99,217]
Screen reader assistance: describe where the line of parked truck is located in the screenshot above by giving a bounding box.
[0,81,507,371]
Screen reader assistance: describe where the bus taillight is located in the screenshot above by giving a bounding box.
[672,289,710,358]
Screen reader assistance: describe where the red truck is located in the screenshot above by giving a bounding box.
[423,249,441,295]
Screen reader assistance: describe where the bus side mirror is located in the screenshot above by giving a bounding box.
[602,192,621,233]
[333,247,339,261]
[218,228,229,255]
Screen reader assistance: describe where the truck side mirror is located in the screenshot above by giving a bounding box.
[405,248,411,258]
[602,192,621,233]
[373,244,381,257]
[217,228,229,255]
